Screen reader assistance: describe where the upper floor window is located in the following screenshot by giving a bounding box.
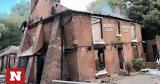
[117,22,121,34]
[116,21,121,35]
[91,17,103,44]
[131,24,136,40]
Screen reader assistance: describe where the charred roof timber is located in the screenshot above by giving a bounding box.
[28,10,140,29]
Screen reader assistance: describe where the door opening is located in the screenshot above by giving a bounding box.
[95,49,105,71]
[118,48,124,69]
[152,44,159,61]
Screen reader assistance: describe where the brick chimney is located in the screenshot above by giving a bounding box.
[31,0,61,11]
[29,0,67,21]
[52,0,68,13]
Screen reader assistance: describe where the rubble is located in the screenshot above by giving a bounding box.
[96,69,108,77]
[95,69,109,79]
[0,74,5,83]
[140,68,160,76]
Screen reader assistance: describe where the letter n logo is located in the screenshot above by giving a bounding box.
[6,68,25,84]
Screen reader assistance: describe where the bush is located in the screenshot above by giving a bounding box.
[132,58,145,71]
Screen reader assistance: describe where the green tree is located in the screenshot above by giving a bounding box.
[88,0,160,40]
[11,1,30,17]
[0,1,30,50]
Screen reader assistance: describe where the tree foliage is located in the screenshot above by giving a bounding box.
[132,58,145,71]
[11,1,30,17]
[0,1,30,50]
[88,0,160,40]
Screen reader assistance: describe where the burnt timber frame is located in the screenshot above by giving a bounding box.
[19,9,142,84]
[28,10,140,29]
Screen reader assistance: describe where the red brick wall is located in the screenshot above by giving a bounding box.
[102,18,143,74]
[64,13,143,79]
[64,14,96,81]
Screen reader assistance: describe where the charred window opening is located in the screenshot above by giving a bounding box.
[117,21,121,34]
[56,4,58,7]
[132,44,139,58]
[95,49,105,71]
[91,17,103,44]
[100,19,103,39]
[131,24,136,40]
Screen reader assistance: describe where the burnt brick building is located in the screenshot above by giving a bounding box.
[14,0,144,83]
[145,35,160,62]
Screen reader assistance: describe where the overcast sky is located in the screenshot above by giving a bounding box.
[0,0,95,13]
[61,0,94,11]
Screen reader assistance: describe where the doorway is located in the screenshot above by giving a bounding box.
[95,49,105,71]
[118,48,124,69]
[152,44,159,61]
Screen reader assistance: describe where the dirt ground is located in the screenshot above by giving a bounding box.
[1,74,160,84]
[116,75,160,84]
[91,74,160,84]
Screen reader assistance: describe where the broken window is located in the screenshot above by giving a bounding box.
[117,22,121,34]
[116,21,121,35]
[131,24,136,40]
[132,45,139,58]
[91,17,103,44]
